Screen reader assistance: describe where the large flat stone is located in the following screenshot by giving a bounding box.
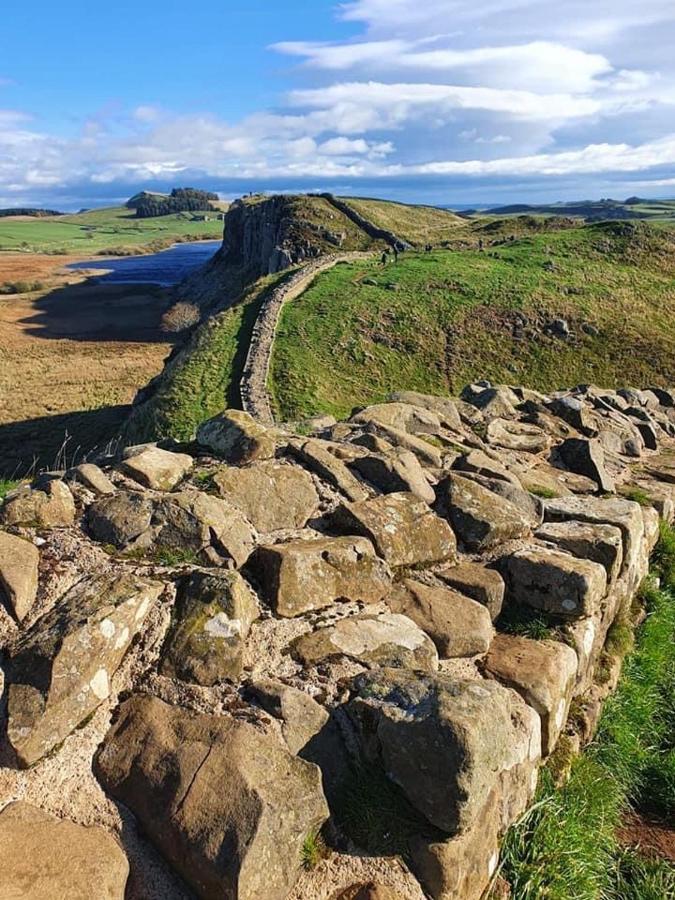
[484,634,578,755]
[119,446,194,491]
[247,536,391,617]
[435,474,531,552]
[197,409,276,463]
[0,530,39,622]
[288,439,368,502]
[332,492,457,568]
[435,561,505,621]
[213,460,319,531]
[351,402,442,435]
[87,491,154,548]
[387,579,494,658]
[95,694,329,900]
[500,546,607,619]
[348,669,541,835]
[535,520,624,584]
[388,392,463,431]
[6,572,162,767]
[292,612,439,671]
[349,449,436,503]
[557,438,615,493]
[0,802,128,900]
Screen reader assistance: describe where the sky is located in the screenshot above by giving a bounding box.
[2,0,675,209]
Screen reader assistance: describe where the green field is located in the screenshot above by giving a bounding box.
[0,205,223,254]
[270,221,675,421]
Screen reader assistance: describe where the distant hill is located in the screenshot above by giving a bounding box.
[0,208,62,218]
[127,187,220,219]
[483,197,675,221]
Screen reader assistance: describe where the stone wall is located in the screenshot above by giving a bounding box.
[319,193,413,249]
[239,252,372,425]
[0,381,674,900]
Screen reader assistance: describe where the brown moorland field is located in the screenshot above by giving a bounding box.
[0,253,174,475]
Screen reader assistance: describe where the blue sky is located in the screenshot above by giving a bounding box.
[2,0,675,208]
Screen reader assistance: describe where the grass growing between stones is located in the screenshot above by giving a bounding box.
[496,525,675,899]
[0,479,19,499]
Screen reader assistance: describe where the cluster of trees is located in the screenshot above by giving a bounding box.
[128,188,219,219]
[0,208,61,217]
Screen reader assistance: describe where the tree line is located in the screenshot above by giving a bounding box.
[128,188,219,219]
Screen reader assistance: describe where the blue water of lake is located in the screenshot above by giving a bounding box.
[67,240,221,286]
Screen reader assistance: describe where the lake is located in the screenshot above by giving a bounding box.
[68,240,221,286]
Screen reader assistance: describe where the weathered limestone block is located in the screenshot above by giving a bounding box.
[458,471,544,528]
[501,546,607,619]
[409,790,501,900]
[247,536,391,617]
[361,421,443,468]
[544,495,645,578]
[535,520,624,584]
[389,391,463,431]
[151,491,256,567]
[0,530,39,621]
[484,634,578,755]
[435,561,505,621]
[119,445,193,491]
[348,669,541,835]
[197,409,276,463]
[351,402,442,435]
[349,449,435,503]
[292,612,439,671]
[67,462,116,496]
[557,438,615,493]
[486,418,551,453]
[160,570,260,685]
[1,478,75,528]
[95,694,329,900]
[87,491,154,548]
[435,474,531,552]
[452,450,522,488]
[246,679,329,755]
[6,573,161,767]
[463,386,520,419]
[387,579,493,658]
[332,492,457,568]
[0,802,129,900]
[213,460,319,531]
[288,439,368,502]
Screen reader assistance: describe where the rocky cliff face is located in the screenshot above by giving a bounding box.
[1,382,674,900]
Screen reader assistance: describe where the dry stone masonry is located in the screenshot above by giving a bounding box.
[0,381,674,899]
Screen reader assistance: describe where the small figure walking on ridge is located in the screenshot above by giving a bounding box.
[393,246,399,263]
[381,250,389,266]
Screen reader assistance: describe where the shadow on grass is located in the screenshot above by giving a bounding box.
[0,405,129,478]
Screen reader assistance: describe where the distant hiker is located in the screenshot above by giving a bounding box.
[425,243,433,252]
[393,246,399,262]
[478,238,484,251]
[381,251,388,266]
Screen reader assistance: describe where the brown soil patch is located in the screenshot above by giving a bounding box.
[618,810,675,862]
[0,253,174,475]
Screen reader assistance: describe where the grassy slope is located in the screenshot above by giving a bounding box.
[0,206,223,253]
[124,273,285,443]
[270,222,675,421]
[496,524,675,899]
[345,197,463,245]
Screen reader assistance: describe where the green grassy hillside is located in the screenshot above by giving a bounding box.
[0,205,223,254]
[270,221,675,420]
[344,197,463,245]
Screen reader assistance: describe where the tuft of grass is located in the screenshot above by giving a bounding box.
[621,486,653,507]
[609,848,675,899]
[300,830,328,871]
[333,763,439,857]
[528,485,560,500]
[496,603,559,641]
[153,547,199,567]
[0,479,19,499]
